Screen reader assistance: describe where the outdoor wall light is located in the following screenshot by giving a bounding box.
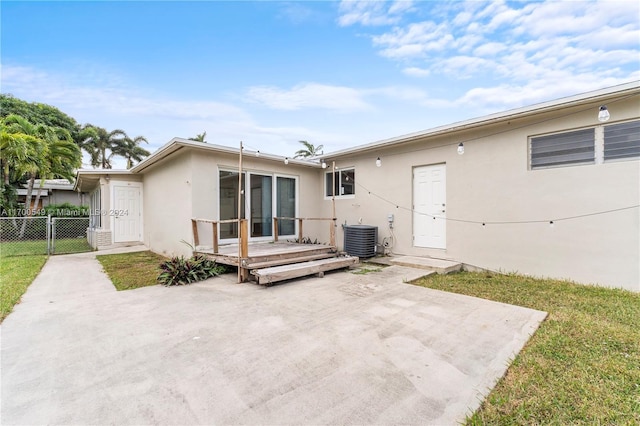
[598,105,610,122]
[321,160,327,169]
[457,142,465,155]
[284,157,289,165]
[376,157,382,167]
[255,150,260,157]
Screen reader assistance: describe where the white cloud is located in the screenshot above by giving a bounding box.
[337,0,414,27]
[357,0,639,111]
[402,67,430,77]
[245,83,372,112]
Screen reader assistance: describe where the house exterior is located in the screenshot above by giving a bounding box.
[75,82,640,291]
[319,82,639,292]
[75,143,324,254]
[18,179,88,210]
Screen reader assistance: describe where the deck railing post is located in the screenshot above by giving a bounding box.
[330,219,336,248]
[191,219,200,248]
[298,218,303,243]
[212,221,219,254]
[239,219,249,282]
[273,217,279,242]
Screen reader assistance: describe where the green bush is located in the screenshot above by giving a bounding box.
[43,203,89,217]
[157,254,227,286]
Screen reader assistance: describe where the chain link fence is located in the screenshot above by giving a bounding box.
[0,216,92,256]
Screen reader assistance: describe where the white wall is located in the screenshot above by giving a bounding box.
[142,151,194,257]
[142,148,326,257]
[322,97,640,291]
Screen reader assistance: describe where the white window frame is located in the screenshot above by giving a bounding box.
[218,168,299,243]
[603,119,640,163]
[529,128,595,170]
[529,120,640,170]
[324,167,356,199]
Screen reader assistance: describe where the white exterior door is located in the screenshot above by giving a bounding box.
[413,164,446,249]
[113,184,141,243]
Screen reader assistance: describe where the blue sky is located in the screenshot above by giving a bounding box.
[2,1,639,167]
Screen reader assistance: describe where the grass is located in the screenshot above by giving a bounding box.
[412,271,640,425]
[0,238,93,256]
[0,255,47,323]
[97,250,168,291]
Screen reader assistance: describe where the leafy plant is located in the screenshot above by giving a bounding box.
[157,254,227,286]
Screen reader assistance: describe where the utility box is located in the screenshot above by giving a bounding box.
[344,225,378,258]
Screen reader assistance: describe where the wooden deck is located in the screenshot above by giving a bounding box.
[195,241,358,285]
[195,241,337,268]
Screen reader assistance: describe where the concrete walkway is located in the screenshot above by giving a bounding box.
[1,249,547,425]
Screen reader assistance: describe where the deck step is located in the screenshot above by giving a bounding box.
[252,256,359,285]
[389,256,462,274]
[245,252,336,269]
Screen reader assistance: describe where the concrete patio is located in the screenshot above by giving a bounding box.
[1,250,547,425]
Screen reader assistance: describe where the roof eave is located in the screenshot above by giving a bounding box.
[321,80,640,159]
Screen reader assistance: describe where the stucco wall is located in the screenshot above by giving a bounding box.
[322,97,639,291]
[189,150,326,246]
[142,151,193,257]
[142,148,323,257]
[47,190,86,206]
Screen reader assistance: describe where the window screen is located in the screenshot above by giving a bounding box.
[604,120,640,161]
[530,128,595,169]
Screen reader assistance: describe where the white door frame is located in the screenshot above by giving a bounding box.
[111,181,143,243]
[218,169,299,244]
[413,163,446,249]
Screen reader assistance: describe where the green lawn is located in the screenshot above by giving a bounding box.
[412,272,640,425]
[97,251,168,291]
[0,255,47,322]
[0,238,92,256]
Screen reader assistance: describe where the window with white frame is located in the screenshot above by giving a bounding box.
[530,128,595,169]
[604,120,640,161]
[89,189,101,228]
[325,168,355,197]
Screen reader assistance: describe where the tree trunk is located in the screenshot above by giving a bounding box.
[19,174,36,238]
[33,179,46,216]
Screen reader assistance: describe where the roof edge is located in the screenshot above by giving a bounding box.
[130,138,321,173]
[321,80,640,159]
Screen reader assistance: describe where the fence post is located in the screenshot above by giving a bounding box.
[47,215,52,255]
[50,216,55,255]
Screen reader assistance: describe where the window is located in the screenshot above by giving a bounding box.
[530,128,595,169]
[89,189,101,228]
[219,170,298,240]
[325,168,355,197]
[604,120,640,161]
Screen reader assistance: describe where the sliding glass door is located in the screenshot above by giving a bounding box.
[250,174,273,238]
[276,177,296,236]
[219,170,297,242]
[219,171,245,239]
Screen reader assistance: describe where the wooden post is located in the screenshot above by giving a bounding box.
[273,218,279,242]
[237,141,243,283]
[191,219,199,248]
[298,218,303,243]
[239,219,249,282]
[331,161,337,248]
[212,222,219,254]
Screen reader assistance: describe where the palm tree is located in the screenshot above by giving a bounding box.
[294,140,323,158]
[32,127,81,211]
[0,120,44,214]
[114,135,151,169]
[1,115,48,216]
[79,125,126,169]
[189,131,207,142]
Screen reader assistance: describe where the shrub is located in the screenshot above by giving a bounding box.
[157,254,227,286]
